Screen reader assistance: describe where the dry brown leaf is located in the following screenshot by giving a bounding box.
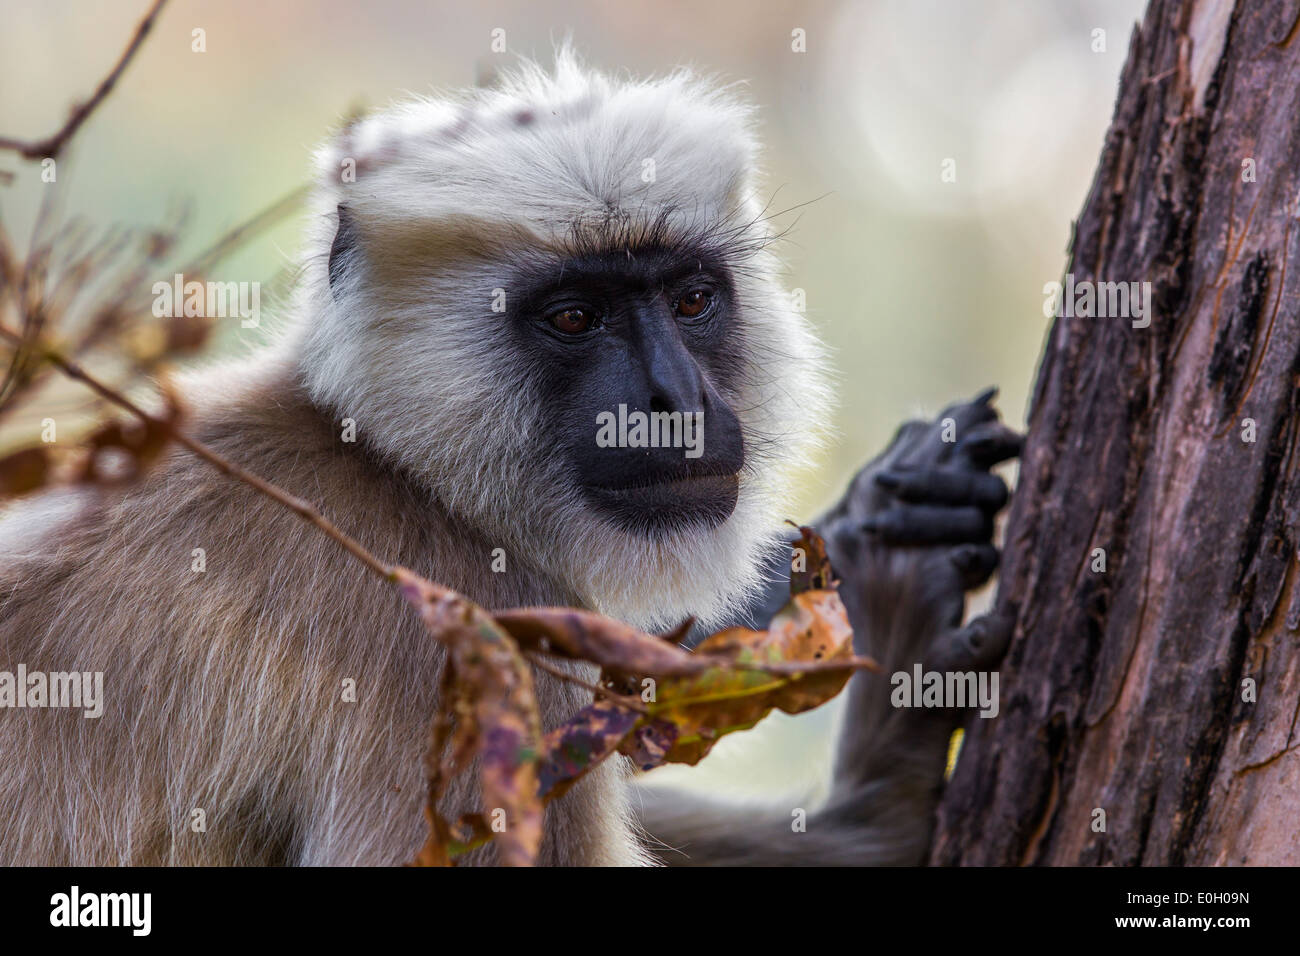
[493,607,720,679]
[644,588,863,765]
[0,446,50,495]
[788,522,833,594]
[395,568,543,867]
[77,388,181,485]
[536,698,642,802]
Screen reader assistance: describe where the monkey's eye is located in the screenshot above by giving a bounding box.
[674,288,713,319]
[548,307,595,334]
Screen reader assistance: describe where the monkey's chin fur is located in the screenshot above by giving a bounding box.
[583,472,740,533]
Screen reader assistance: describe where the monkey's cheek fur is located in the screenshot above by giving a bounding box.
[583,472,741,534]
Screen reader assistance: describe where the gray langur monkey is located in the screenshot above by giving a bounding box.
[0,52,1019,866]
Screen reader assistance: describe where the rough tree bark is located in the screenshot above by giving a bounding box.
[930,0,1300,865]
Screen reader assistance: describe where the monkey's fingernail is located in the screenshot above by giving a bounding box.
[951,546,995,576]
[975,386,998,405]
[873,472,901,490]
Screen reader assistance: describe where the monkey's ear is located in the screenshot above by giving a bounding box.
[328,204,357,300]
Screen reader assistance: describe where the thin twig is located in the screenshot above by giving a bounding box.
[0,185,308,422]
[0,0,168,160]
[182,185,310,277]
[0,323,393,581]
[524,652,649,713]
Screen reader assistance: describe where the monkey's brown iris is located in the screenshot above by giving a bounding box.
[549,308,593,333]
[675,289,710,318]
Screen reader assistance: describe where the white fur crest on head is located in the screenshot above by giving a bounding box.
[295,49,833,631]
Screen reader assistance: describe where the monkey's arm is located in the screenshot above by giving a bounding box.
[638,390,1020,865]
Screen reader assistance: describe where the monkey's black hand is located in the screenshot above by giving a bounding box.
[817,387,1020,733]
[812,389,1021,834]
[825,386,1017,548]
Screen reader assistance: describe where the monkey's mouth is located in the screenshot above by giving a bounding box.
[584,472,740,532]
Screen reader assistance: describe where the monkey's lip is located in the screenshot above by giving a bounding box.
[590,471,739,497]
[585,472,740,527]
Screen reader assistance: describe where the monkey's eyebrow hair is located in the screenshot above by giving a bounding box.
[516,246,729,290]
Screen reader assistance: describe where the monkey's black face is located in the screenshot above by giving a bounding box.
[509,245,748,535]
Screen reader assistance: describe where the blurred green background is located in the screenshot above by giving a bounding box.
[0,0,1145,802]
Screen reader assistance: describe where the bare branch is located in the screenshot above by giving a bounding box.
[524,652,649,714]
[182,185,310,277]
[0,322,393,581]
[0,0,168,160]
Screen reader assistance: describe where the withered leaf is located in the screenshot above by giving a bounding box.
[0,446,50,496]
[129,314,214,363]
[493,607,720,679]
[642,589,866,766]
[404,530,869,864]
[164,313,213,354]
[536,698,641,802]
[789,522,833,595]
[532,582,871,781]
[411,663,463,867]
[395,568,543,867]
[619,719,678,771]
[77,391,181,485]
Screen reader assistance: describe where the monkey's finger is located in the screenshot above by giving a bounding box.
[948,543,1000,590]
[860,505,991,545]
[936,391,1000,431]
[874,419,932,469]
[874,468,1008,511]
[890,398,1001,471]
[866,391,1007,480]
[923,613,1014,673]
[955,422,1023,470]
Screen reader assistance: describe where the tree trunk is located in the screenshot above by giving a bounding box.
[930,0,1300,866]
